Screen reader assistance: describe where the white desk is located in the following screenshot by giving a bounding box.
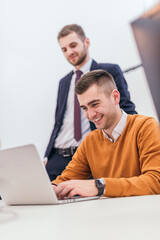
[0,195,160,240]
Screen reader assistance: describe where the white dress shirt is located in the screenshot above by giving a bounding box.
[102,110,127,142]
[55,58,92,148]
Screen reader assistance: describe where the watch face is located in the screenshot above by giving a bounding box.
[95,178,105,196]
[99,179,104,185]
[97,178,105,187]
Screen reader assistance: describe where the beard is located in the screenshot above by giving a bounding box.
[74,51,87,66]
[69,45,88,67]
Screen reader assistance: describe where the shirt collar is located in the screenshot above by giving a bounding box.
[74,58,92,74]
[102,110,127,142]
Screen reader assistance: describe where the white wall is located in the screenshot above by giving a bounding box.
[0,0,158,157]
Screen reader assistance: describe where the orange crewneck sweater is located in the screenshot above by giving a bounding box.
[53,115,160,197]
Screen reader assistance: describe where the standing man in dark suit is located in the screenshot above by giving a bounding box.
[45,24,137,181]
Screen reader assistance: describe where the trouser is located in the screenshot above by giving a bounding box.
[46,149,73,181]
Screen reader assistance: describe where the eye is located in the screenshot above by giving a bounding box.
[81,107,87,111]
[92,103,99,107]
[70,43,77,48]
[62,48,67,53]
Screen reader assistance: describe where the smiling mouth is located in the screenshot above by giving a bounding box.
[69,55,77,60]
[93,115,103,123]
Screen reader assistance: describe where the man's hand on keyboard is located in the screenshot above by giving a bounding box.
[54,179,98,199]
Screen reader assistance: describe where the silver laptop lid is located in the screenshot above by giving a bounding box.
[0,144,58,205]
[0,144,100,205]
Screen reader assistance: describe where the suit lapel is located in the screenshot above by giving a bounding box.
[58,70,74,118]
[90,59,99,71]
[62,71,74,103]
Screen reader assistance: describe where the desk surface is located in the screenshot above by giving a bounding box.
[0,195,160,240]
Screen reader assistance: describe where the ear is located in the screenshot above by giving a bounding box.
[111,89,120,105]
[84,38,90,49]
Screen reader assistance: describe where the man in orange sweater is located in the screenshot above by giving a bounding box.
[52,70,160,198]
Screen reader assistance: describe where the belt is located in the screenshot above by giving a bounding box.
[54,147,78,157]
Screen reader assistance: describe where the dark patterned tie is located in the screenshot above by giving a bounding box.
[74,70,83,141]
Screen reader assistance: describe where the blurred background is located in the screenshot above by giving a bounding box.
[0,0,159,157]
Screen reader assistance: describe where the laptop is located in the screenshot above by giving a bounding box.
[0,144,99,205]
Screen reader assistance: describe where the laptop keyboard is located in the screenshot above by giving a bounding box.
[58,195,99,204]
[58,196,83,203]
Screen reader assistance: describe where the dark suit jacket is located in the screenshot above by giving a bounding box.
[45,60,137,158]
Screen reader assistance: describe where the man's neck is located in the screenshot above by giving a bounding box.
[103,109,123,140]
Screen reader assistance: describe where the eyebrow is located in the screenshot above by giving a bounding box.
[80,99,100,108]
[69,41,77,45]
[61,41,77,51]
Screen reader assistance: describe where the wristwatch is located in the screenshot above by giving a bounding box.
[95,178,105,196]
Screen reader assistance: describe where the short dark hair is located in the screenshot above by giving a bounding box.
[75,70,117,95]
[57,24,86,41]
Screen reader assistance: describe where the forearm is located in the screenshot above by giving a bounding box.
[103,173,160,197]
[114,65,137,114]
[52,153,91,185]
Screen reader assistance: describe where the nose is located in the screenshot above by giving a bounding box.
[87,108,97,121]
[66,48,74,57]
